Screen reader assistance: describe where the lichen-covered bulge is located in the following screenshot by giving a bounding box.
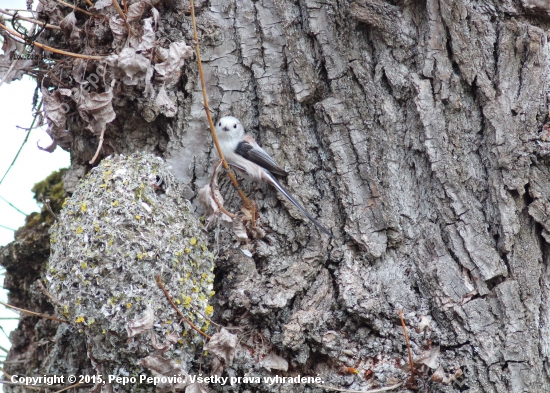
[47,153,214,391]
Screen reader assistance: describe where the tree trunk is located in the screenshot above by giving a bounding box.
[2,0,550,392]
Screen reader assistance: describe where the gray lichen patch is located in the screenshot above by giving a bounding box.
[47,153,214,389]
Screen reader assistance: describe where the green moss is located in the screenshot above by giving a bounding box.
[22,168,68,230]
[31,168,68,214]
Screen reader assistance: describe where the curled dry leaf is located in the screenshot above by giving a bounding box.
[197,167,232,225]
[210,356,223,377]
[77,89,116,135]
[93,0,113,10]
[109,15,127,48]
[418,345,440,369]
[0,29,18,62]
[59,11,81,40]
[154,41,193,88]
[403,345,440,372]
[137,17,156,51]
[232,217,250,242]
[204,328,238,367]
[127,1,149,23]
[117,48,152,85]
[151,7,160,27]
[140,355,189,392]
[198,184,220,223]
[0,29,31,81]
[41,87,73,149]
[126,306,154,338]
[93,0,112,10]
[155,85,177,117]
[259,352,289,372]
[37,140,58,153]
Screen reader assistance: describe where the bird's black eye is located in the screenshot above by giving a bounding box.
[218,122,221,126]
[233,124,237,129]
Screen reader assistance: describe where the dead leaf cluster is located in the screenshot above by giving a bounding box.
[1,0,193,162]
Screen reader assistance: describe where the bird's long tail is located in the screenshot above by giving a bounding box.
[263,170,334,238]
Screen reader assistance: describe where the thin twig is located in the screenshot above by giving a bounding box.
[55,0,94,16]
[36,279,63,307]
[0,345,8,353]
[0,366,11,379]
[0,23,103,59]
[155,275,211,340]
[0,300,68,323]
[189,0,253,211]
[189,303,223,329]
[53,382,84,393]
[315,383,404,393]
[399,310,415,386]
[89,125,106,164]
[0,100,43,187]
[210,161,236,219]
[122,0,127,14]
[83,0,94,6]
[0,9,61,30]
[111,0,126,21]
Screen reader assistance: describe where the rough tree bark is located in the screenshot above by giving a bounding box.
[2,0,550,392]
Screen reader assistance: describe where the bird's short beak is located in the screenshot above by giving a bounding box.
[222,126,229,132]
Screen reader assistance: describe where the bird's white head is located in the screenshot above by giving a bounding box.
[215,116,245,141]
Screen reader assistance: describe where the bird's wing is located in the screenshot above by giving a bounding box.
[235,135,289,176]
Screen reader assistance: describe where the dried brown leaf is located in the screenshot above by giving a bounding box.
[41,87,68,132]
[259,352,289,372]
[37,140,57,153]
[94,0,112,10]
[136,17,156,51]
[204,328,238,366]
[154,41,193,88]
[155,86,176,117]
[126,306,154,337]
[77,90,116,135]
[127,1,148,23]
[140,355,189,392]
[41,87,73,148]
[232,217,249,242]
[109,15,127,48]
[0,31,18,60]
[59,11,77,37]
[117,48,151,85]
[151,7,160,27]
[210,356,223,377]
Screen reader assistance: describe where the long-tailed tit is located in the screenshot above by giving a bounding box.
[215,116,334,238]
